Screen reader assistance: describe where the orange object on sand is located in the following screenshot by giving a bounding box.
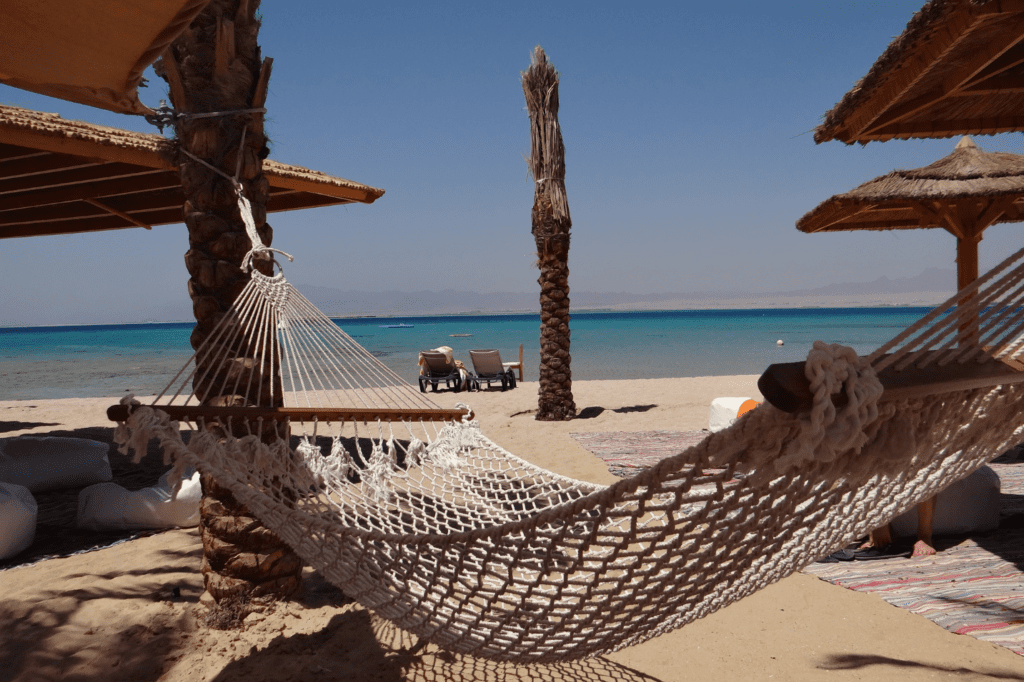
[738,399,761,418]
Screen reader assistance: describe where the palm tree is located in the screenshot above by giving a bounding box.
[523,46,576,421]
[157,0,302,601]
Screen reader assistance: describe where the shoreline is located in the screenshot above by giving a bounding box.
[0,301,944,330]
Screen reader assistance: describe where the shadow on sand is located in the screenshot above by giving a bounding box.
[211,605,666,682]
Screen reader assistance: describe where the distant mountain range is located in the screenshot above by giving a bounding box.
[295,267,957,317]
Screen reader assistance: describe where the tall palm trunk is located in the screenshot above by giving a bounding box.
[157,0,302,601]
[523,46,576,421]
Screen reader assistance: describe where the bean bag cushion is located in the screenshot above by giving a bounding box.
[0,482,37,559]
[0,436,112,492]
[891,465,1001,537]
[76,469,201,531]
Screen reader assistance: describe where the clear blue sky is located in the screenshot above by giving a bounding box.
[4,0,1024,325]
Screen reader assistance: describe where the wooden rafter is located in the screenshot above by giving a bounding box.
[817,1,1024,144]
[0,105,385,240]
[862,15,1024,137]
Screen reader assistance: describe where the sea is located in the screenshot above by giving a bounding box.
[0,307,933,401]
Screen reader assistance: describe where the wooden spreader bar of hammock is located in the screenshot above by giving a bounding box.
[107,404,473,424]
[759,355,1024,414]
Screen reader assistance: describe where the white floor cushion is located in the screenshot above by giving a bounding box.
[0,436,112,492]
[0,482,37,559]
[891,465,1001,537]
[77,469,201,531]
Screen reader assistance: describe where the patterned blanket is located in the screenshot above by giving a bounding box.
[571,430,1024,656]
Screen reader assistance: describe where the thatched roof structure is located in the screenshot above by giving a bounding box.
[815,0,1024,144]
[798,136,1024,287]
[0,105,385,239]
[1,0,211,115]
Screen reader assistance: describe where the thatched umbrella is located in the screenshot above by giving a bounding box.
[815,0,1024,144]
[798,136,1024,292]
[523,46,576,421]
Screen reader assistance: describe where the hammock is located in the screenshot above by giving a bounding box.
[110,205,1024,662]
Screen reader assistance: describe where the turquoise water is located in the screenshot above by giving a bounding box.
[0,308,932,400]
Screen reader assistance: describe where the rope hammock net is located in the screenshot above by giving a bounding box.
[111,197,1024,662]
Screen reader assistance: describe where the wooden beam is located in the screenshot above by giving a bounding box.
[799,202,873,233]
[758,353,1024,414]
[0,171,177,211]
[0,153,105,181]
[0,207,184,237]
[868,114,1024,141]
[864,17,1024,135]
[0,188,184,224]
[84,198,152,229]
[963,39,1024,86]
[107,404,474,424]
[839,5,978,141]
[159,49,188,110]
[963,73,1024,94]
[0,127,172,172]
[0,162,171,195]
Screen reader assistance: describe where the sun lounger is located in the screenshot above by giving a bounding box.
[418,350,464,393]
[468,349,517,391]
[503,344,524,383]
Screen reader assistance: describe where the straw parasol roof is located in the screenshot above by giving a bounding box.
[1,0,211,115]
[815,0,1024,144]
[798,136,1024,287]
[0,105,385,239]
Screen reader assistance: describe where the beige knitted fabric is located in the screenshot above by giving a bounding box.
[114,246,1024,663]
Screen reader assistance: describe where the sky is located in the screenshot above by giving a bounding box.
[5,0,1024,325]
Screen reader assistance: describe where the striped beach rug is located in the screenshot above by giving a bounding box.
[572,430,1024,656]
[569,430,710,478]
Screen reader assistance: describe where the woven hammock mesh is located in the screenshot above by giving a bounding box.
[114,246,1024,663]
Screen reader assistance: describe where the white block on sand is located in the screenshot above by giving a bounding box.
[709,397,752,433]
[0,436,112,492]
[890,465,1001,537]
[0,482,37,560]
[77,469,201,531]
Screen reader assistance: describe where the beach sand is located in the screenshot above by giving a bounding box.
[2,378,1023,681]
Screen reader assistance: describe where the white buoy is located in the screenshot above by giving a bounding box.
[776,339,784,346]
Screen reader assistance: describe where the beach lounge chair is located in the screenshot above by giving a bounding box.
[504,343,524,383]
[468,349,516,391]
[417,350,463,393]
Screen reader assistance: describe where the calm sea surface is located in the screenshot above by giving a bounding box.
[0,308,932,400]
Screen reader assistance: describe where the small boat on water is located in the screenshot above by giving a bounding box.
[449,334,472,337]
[379,324,414,329]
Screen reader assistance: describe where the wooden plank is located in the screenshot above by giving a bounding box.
[0,162,169,195]
[870,114,1024,140]
[864,17,1024,135]
[839,6,977,142]
[0,152,104,181]
[84,198,152,229]
[0,171,177,211]
[758,354,1024,414]
[107,404,473,424]
[0,209,183,238]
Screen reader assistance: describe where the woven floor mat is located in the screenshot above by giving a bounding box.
[572,430,1024,657]
[569,429,710,478]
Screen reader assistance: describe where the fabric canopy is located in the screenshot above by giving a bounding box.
[0,0,210,115]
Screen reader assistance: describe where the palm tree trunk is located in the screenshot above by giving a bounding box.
[157,0,302,601]
[523,46,576,421]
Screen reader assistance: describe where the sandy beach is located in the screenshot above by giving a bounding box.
[2,377,1024,681]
